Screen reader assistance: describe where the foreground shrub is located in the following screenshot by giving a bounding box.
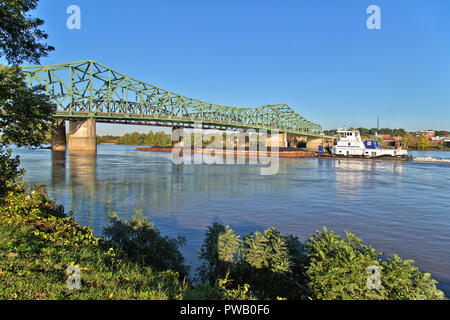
[305,227,445,300]
[0,147,23,200]
[198,223,239,285]
[198,223,446,300]
[0,186,98,247]
[103,210,188,279]
[198,223,307,299]
[182,275,256,300]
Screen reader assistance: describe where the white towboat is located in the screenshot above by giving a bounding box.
[319,129,411,160]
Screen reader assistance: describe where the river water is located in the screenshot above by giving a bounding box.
[12,145,450,295]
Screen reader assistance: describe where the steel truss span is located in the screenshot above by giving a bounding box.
[22,60,323,137]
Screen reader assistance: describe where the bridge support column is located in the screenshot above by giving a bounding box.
[306,137,323,151]
[288,136,296,148]
[288,135,307,148]
[68,118,97,153]
[51,120,67,151]
[172,127,184,147]
[266,132,287,148]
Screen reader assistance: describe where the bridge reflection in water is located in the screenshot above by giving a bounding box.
[50,148,306,232]
[332,159,405,200]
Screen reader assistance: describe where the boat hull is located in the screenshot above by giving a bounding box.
[317,153,412,161]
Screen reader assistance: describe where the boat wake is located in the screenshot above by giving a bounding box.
[413,157,450,163]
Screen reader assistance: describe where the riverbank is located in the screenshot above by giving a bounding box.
[0,184,446,300]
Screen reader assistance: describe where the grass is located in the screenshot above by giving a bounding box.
[0,189,185,300]
[0,223,185,300]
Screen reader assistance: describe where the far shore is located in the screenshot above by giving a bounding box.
[101,143,450,152]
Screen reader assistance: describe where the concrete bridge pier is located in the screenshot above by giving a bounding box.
[266,132,287,148]
[287,136,297,148]
[68,118,97,153]
[288,136,308,148]
[51,119,67,151]
[306,137,323,151]
[172,126,185,147]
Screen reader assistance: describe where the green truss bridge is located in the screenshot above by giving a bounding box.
[21,60,330,152]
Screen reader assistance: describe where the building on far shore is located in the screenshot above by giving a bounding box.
[377,134,403,147]
[417,130,436,138]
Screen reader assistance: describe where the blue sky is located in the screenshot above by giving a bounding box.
[24,0,450,135]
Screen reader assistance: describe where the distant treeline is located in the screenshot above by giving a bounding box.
[97,131,262,147]
[323,128,449,137]
[96,131,172,146]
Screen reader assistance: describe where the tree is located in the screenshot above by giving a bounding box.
[131,133,140,145]
[435,131,449,137]
[416,135,431,151]
[146,131,155,145]
[356,127,369,137]
[372,136,384,145]
[0,65,55,147]
[0,0,54,65]
[402,133,415,148]
[0,148,23,198]
[0,0,55,198]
